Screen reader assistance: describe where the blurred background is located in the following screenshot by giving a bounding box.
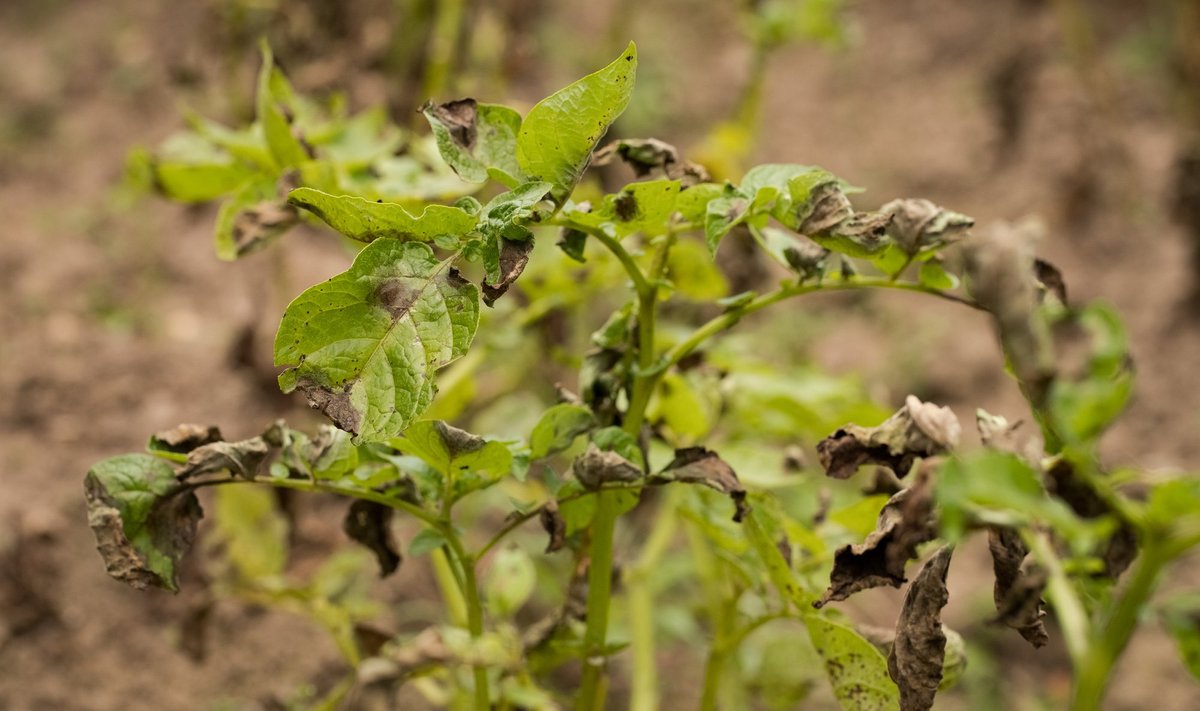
[2,0,1199,709]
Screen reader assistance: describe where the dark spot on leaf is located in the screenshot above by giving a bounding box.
[482,237,534,307]
[1045,458,1138,577]
[375,278,420,320]
[149,424,223,454]
[177,436,269,480]
[817,396,960,480]
[987,526,1049,647]
[433,421,487,458]
[342,500,401,577]
[573,443,642,490]
[1034,258,1067,304]
[296,379,361,436]
[613,191,639,222]
[540,500,567,553]
[426,98,478,149]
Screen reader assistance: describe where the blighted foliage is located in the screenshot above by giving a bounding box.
[91,40,1200,711]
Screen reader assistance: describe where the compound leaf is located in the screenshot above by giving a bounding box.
[517,42,637,203]
[288,188,479,244]
[274,240,480,442]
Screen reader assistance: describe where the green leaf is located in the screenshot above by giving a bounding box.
[1161,593,1200,681]
[394,421,513,479]
[288,188,478,244]
[274,240,480,442]
[1048,304,1133,445]
[705,194,751,256]
[256,41,311,169]
[666,238,729,300]
[422,99,526,186]
[530,404,596,460]
[918,259,958,291]
[563,179,681,238]
[409,528,448,557]
[804,616,901,711]
[484,546,538,618]
[84,454,202,592]
[674,182,724,224]
[516,42,638,203]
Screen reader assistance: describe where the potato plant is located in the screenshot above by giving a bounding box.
[89,43,1200,711]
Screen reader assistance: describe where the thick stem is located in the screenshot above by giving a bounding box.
[1070,545,1168,711]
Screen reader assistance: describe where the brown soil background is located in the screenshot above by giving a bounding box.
[2,0,1198,709]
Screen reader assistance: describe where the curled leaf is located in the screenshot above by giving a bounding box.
[178,436,270,480]
[84,454,202,592]
[816,465,938,607]
[592,137,709,185]
[481,237,534,306]
[1045,458,1138,577]
[343,501,401,577]
[986,526,1048,647]
[572,443,643,490]
[540,500,567,553]
[421,99,525,185]
[287,188,479,244]
[817,396,960,480]
[651,447,750,522]
[975,409,1039,462]
[889,546,954,711]
[881,199,973,256]
[148,424,223,455]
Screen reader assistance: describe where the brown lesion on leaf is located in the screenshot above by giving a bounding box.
[651,447,750,522]
[816,463,938,608]
[540,500,567,554]
[613,191,639,221]
[296,378,360,436]
[343,500,402,577]
[593,138,710,185]
[150,424,223,454]
[374,278,420,321]
[426,98,479,149]
[231,201,298,257]
[482,238,534,307]
[817,396,960,480]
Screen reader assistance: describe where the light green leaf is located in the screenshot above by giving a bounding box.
[409,527,448,557]
[675,182,724,224]
[154,148,257,204]
[274,240,480,442]
[705,194,751,255]
[423,99,525,186]
[517,42,637,203]
[256,41,310,169]
[1048,303,1133,445]
[666,238,729,300]
[918,259,958,291]
[394,421,513,479]
[84,454,202,592]
[564,179,681,238]
[484,546,538,618]
[804,616,901,711]
[183,112,274,170]
[288,187,478,244]
[1161,593,1200,681]
[530,404,596,460]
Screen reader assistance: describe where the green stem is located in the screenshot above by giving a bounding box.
[659,276,983,374]
[1071,544,1169,711]
[442,526,490,711]
[422,0,464,98]
[627,488,681,711]
[1024,531,1090,666]
[431,547,470,627]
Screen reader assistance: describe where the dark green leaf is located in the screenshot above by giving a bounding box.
[530,404,596,460]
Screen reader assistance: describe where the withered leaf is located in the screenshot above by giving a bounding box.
[975,409,1039,462]
[798,182,855,235]
[231,201,298,257]
[1045,458,1138,578]
[889,545,954,711]
[482,237,534,306]
[1033,258,1067,305]
[881,199,973,256]
[148,424,223,454]
[818,396,960,480]
[987,526,1048,647]
[592,137,709,185]
[84,454,202,592]
[177,436,270,480]
[572,443,643,490]
[342,500,402,577]
[816,465,937,607]
[539,500,567,553]
[425,99,478,148]
[651,447,750,522]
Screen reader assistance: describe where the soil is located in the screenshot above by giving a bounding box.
[2,0,1197,709]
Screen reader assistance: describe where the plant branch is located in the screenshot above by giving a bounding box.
[1024,530,1090,666]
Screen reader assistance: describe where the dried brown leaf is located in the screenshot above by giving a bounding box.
[149,424,223,454]
[573,443,642,490]
[817,396,960,480]
[540,500,567,554]
[889,546,954,711]
[342,500,402,577]
[652,447,750,522]
[816,466,938,607]
[177,436,270,480]
[986,526,1048,647]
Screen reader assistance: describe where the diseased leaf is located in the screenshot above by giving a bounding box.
[889,546,953,711]
[482,237,534,306]
[395,421,512,478]
[287,188,478,244]
[1161,594,1200,681]
[422,99,525,186]
[216,180,298,260]
[880,199,973,257]
[1044,457,1137,577]
[274,240,480,442]
[754,226,829,280]
[572,443,643,490]
[343,500,401,577]
[539,500,567,553]
[651,447,749,522]
[986,526,1048,647]
[529,404,596,460]
[817,396,960,480]
[517,43,638,203]
[563,179,681,238]
[805,616,902,711]
[592,137,709,184]
[484,546,537,617]
[84,454,202,592]
[148,424,223,456]
[816,465,937,607]
[178,436,270,480]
